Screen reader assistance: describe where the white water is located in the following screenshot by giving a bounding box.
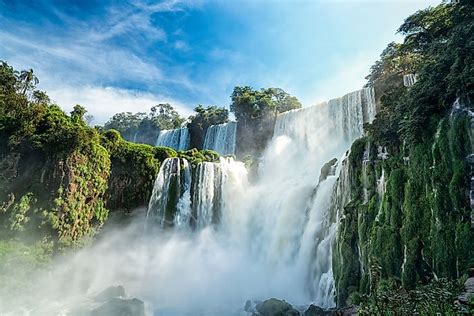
[4,88,376,315]
[203,122,237,155]
[132,130,139,143]
[156,128,190,151]
[403,74,417,87]
[144,87,376,313]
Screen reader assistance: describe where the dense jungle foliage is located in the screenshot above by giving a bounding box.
[333,1,474,313]
[0,62,216,252]
[104,86,301,159]
[0,1,472,313]
[230,86,302,157]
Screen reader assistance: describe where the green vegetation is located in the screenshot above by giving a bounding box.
[0,61,218,251]
[230,86,302,157]
[103,86,300,159]
[187,105,229,149]
[334,1,474,311]
[104,103,185,145]
[0,61,111,248]
[356,278,468,314]
[101,130,176,214]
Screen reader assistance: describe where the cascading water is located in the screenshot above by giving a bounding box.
[132,130,139,143]
[155,128,190,150]
[362,141,371,203]
[146,158,191,229]
[143,87,376,314]
[203,122,237,155]
[403,74,417,87]
[147,156,247,231]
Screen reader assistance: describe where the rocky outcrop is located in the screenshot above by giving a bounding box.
[303,304,326,316]
[457,269,474,307]
[0,146,111,246]
[318,158,338,183]
[94,285,126,302]
[91,298,145,316]
[255,298,300,316]
[70,285,145,316]
[333,111,474,306]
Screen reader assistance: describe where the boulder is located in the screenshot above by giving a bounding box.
[337,305,358,316]
[91,298,145,316]
[457,277,474,305]
[94,285,126,302]
[319,158,338,183]
[256,298,300,316]
[303,304,327,315]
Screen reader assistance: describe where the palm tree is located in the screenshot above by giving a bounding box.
[18,69,39,95]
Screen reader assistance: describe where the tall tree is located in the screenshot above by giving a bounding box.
[149,103,185,130]
[187,105,229,149]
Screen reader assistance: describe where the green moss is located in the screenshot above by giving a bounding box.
[102,132,172,214]
[358,278,465,314]
[178,148,220,167]
[334,111,473,305]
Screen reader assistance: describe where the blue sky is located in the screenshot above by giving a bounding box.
[0,0,438,123]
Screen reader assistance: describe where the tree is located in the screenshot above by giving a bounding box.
[187,105,229,149]
[149,103,185,130]
[267,87,302,113]
[104,112,147,134]
[230,86,302,157]
[230,86,301,121]
[230,86,274,121]
[32,90,50,104]
[70,104,87,123]
[18,69,39,96]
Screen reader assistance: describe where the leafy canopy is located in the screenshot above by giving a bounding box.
[230,86,301,121]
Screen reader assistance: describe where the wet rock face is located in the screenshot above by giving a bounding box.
[318,158,338,183]
[71,285,145,316]
[302,304,358,316]
[94,285,126,302]
[91,298,145,316]
[255,298,300,316]
[303,304,326,316]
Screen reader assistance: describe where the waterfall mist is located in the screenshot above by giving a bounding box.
[1,88,376,315]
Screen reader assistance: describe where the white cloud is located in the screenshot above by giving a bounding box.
[174,40,188,51]
[46,85,193,124]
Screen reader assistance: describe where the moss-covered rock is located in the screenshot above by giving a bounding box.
[333,112,474,306]
[255,298,300,316]
[101,130,176,215]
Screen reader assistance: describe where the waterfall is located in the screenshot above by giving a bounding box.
[403,74,417,87]
[147,157,247,230]
[174,159,192,228]
[362,141,371,203]
[203,122,237,155]
[146,158,189,229]
[144,87,376,312]
[132,130,139,143]
[375,168,387,222]
[156,128,190,151]
[192,161,223,228]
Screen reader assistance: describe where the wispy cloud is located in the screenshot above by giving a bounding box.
[0,0,206,122]
[0,0,439,122]
[47,85,193,124]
